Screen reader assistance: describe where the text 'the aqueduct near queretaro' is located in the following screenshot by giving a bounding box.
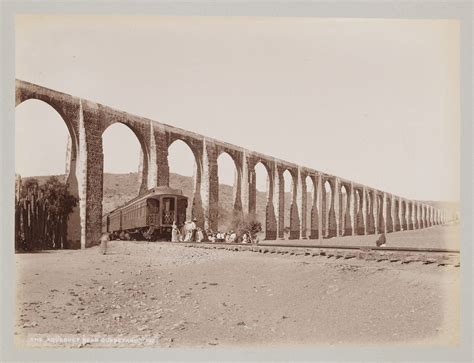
[16,80,454,249]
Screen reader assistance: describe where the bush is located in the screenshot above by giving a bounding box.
[15,176,78,251]
[230,212,262,240]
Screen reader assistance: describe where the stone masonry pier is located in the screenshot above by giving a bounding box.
[15,80,454,248]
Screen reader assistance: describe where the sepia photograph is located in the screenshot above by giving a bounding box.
[1,1,472,361]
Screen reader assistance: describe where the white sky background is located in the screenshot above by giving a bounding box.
[15,16,460,201]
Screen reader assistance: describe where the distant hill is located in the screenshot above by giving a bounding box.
[100,172,279,228]
[20,173,460,229]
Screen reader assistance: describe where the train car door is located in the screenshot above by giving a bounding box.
[177,198,187,226]
[161,196,176,226]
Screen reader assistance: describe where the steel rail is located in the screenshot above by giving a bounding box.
[175,241,459,254]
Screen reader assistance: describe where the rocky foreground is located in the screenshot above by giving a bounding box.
[15,236,459,348]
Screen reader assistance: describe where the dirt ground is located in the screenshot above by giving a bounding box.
[15,226,460,348]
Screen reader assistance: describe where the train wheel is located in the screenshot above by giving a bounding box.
[136,229,146,241]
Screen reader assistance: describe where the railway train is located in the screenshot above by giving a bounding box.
[102,186,188,241]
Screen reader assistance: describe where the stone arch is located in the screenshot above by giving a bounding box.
[280,166,299,239]
[412,202,419,229]
[400,200,408,230]
[168,134,203,159]
[216,147,242,171]
[167,138,202,178]
[366,190,376,235]
[282,169,293,238]
[100,121,150,196]
[406,201,414,230]
[414,203,420,229]
[246,156,274,210]
[323,178,337,238]
[422,204,426,228]
[167,138,204,225]
[15,84,80,163]
[247,156,274,204]
[252,158,273,177]
[216,150,242,231]
[216,148,243,215]
[339,183,352,236]
[385,195,393,232]
[252,160,276,240]
[425,205,429,228]
[393,198,401,231]
[354,187,365,235]
[377,193,385,233]
[420,203,424,229]
[305,174,318,238]
[15,99,75,176]
[15,97,81,247]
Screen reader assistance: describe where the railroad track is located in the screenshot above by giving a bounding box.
[260,243,459,254]
[177,241,460,267]
[174,240,459,254]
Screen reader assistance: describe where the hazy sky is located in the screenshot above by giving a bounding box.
[15,15,460,201]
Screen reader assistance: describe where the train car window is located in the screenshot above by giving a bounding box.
[147,199,159,213]
[146,198,160,226]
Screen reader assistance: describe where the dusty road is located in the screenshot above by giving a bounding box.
[15,237,459,348]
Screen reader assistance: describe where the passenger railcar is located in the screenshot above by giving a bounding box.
[102,186,188,241]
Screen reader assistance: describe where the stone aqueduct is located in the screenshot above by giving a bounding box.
[16,80,452,249]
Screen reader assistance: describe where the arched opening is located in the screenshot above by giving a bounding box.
[407,201,416,230]
[217,152,239,232]
[282,170,294,239]
[386,197,393,232]
[413,203,418,229]
[15,99,80,249]
[425,205,430,228]
[401,201,408,230]
[340,185,351,236]
[168,139,199,222]
[421,205,426,228]
[377,194,385,233]
[366,191,375,235]
[354,188,365,235]
[323,180,335,238]
[305,175,316,238]
[101,123,144,215]
[16,100,71,177]
[393,199,401,231]
[254,161,269,240]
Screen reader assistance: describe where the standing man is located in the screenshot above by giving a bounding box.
[190,218,197,241]
[99,232,110,255]
[171,222,179,242]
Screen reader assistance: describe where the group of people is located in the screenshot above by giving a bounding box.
[171,219,258,244]
[206,230,257,244]
[171,218,205,242]
[207,231,237,243]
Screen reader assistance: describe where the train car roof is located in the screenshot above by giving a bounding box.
[103,186,187,216]
[149,186,184,196]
